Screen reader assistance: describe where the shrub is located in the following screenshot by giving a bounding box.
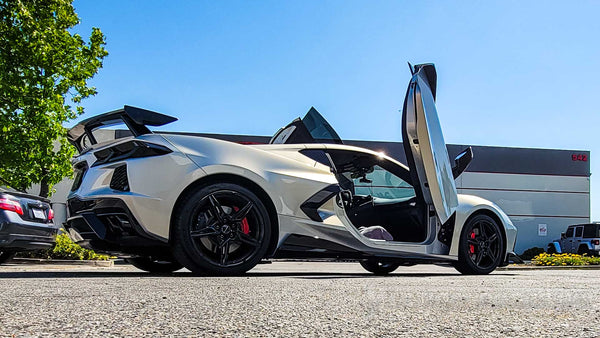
[520,247,546,260]
[532,253,600,266]
[17,233,111,261]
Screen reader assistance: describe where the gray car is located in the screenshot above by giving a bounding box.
[548,223,600,256]
[0,189,60,264]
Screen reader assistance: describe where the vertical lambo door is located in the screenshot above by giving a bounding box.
[404,64,506,274]
[402,63,458,226]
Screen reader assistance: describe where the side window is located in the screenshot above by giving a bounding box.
[565,227,574,238]
[575,226,584,238]
[353,165,415,200]
[583,225,597,238]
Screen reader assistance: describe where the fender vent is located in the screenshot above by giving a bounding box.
[110,164,129,191]
[71,161,88,192]
[438,212,456,246]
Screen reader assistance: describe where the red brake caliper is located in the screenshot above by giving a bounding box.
[233,206,250,234]
[469,231,476,254]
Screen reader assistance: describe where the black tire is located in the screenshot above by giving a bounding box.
[454,214,505,275]
[172,183,271,276]
[125,256,183,273]
[577,246,590,256]
[360,259,400,275]
[0,251,15,265]
[547,245,557,255]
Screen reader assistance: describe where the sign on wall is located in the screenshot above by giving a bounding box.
[538,224,548,237]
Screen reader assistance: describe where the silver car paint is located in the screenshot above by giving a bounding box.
[70,134,207,240]
[404,69,459,224]
[70,129,516,261]
[449,194,518,257]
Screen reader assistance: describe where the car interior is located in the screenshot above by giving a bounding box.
[272,107,471,244]
[301,148,428,243]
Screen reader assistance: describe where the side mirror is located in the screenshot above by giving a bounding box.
[561,232,566,239]
[452,147,473,179]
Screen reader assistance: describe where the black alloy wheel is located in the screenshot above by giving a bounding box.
[360,259,400,275]
[125,256,183,273]
[172,183,271,276]
[0,251,14,265]
[454,214,504,275]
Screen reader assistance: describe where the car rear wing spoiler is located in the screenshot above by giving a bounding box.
[67,105,177,152]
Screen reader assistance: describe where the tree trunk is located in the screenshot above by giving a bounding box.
[39,170,49,198]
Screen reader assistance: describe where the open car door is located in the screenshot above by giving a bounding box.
[402,64,458,224]
[270,107,343,144]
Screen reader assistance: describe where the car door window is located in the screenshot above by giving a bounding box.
[566,227,574,238]
[270,107,342,145]
[575,226,584,238]
[353,165,416,201]
[302,107,342,143]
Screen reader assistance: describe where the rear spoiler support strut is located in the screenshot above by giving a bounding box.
[67,105,177,152]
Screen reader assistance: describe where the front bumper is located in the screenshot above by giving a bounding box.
[0,214,59,250]
[66,197,169,255]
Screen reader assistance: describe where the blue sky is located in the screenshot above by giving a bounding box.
[71,1,600,218]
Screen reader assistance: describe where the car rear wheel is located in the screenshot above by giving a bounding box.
[454,214,504,275]
[0,251,15,265]
[360,259,400,275]
[172,183,271,276]
[125,256,183,273]
[577,246,590,256]
[547,245,557,254]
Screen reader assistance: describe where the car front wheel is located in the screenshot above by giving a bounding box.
[454,214,504,275]
[360,259,400,275]
[172,183,271,276]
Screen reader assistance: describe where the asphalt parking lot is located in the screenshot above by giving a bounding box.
[0,262,599,337]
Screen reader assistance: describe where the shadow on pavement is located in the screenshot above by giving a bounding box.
[0,270,516,279]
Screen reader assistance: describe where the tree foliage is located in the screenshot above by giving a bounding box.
[0,0,107,196]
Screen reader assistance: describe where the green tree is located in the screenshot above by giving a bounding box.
[0,0,107,197]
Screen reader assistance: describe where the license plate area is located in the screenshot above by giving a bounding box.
[32,208,46,220]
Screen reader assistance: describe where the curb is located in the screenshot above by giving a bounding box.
[10,258,114,267]
[498,264,600,271]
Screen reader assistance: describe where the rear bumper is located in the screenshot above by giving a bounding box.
[0,218,59,250]
[66,197,169,256]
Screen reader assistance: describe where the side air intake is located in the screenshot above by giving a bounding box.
[110,164,130,192]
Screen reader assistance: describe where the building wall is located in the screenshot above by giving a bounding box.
[456,172,589,253]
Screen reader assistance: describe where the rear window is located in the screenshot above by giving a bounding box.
[583,224,600,238]
[80,121,129,150]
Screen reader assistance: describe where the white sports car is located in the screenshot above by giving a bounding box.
[66,63,517,275]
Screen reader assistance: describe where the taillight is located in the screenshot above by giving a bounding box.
[0,198,24,215]
[48,208,54,221]
[592,240,600,245]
